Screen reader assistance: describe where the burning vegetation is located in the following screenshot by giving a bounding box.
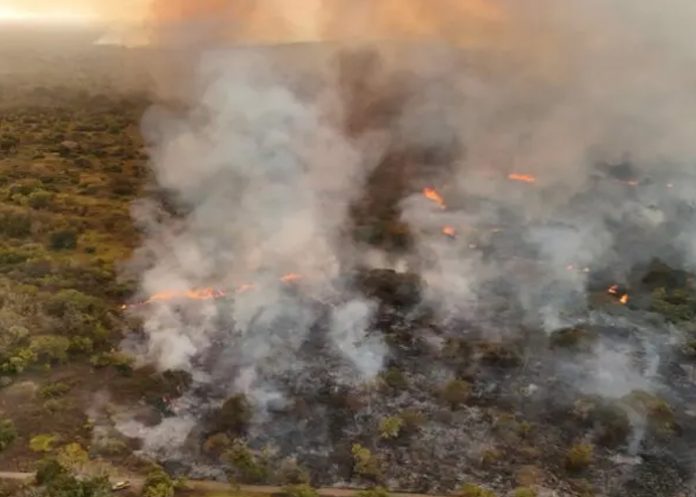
[4,1,696,497]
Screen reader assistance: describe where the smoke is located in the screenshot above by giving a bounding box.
[122,0,696,470]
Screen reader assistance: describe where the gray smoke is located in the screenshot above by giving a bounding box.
[122,0,696,467]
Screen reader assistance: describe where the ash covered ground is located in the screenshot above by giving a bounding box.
[110,3,696,496]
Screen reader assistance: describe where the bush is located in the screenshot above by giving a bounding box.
[565,443,593,472]
[513,488,537,497]
[0,418,16,451]
[142,467,175,497]
[56,443,88,470]
[380,368,407,390]
[282,484,319,497]
[0,212,31,238]
[30,434,59,453]
[27,191,53,209]
[351,444,380,480]
[378,416,404,440]
[49,230,78,251]
[35,457,111,497]
[30,335,70,364]
[357,487,391,497]
[460,483,497,497]
[224,440,270,484]
[441,379,472,408]
[215,394,252,435]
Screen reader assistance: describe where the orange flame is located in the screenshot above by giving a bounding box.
[442,226,457,238]
[280,273,303,284]
[236,283,256,294]
[508,173,536,184]
[423,187,446,208]
[607,284,629,304]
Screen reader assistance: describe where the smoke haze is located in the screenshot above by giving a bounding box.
[120,0,696,482]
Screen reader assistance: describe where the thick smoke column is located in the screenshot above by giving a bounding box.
[123,0,696,473]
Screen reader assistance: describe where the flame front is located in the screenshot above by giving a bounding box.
[442,226,457,238]
[508,173,536,184]
[280,273,303,283]
[423,187,446,208]
[619,294,630,305]
[607,284,629,305]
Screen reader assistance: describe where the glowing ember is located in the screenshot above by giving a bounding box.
[623,179,639,187]
[442,226,457,238]
[280,273,303,284]
[508,173,536,184]
[123,287,226,309]
[236,283,256,294]
[607,284,629,304]
[423,187,446,208]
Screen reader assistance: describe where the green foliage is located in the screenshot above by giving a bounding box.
[0,417,16,451]
[224,440,270,484]
[356,487,391,497]
[565,443,594,472]
[56,443,88,470]
[27,191,53,210]
[30,335,70,364]
[651,287,696,322]
[351,443,381,479]
[0,347,36,374]
[142,467,175,497]
[30,434,59,453]
[35,457,111,497]
[441,379,472,408]
[378,416,404,440]
[49,229,78,250]
[0,211,31,238]
[380,368,407,390]
[513,488,537,497]
[281,484,319,497]
[623,390,676,434]
[89,350,133,371]
[215,394,252,435]
[460,483,497,497]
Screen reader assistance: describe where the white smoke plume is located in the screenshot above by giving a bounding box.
[121,0,696,470]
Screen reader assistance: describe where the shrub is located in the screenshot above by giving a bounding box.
[215,394,252,435]
[0,212,31,238]
[142,467,175,497]
[351,444,380,479]
[0,418,16,451]
[56,442,88,470]
[513,488,537,497]
[378,416,404,440]
[30,434,59,453]
[30,335,70,364]
[224,440,270,484]
[357,487,391,497]
[565,443,593,472]
[460,483,497,497]
[49,230,78,250]
[441,379,472,408]
[27,191,53,209]
[380,368,407,390]
[282,484,319,497]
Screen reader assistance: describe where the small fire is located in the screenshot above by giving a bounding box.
[622,179,640,187]
[280,273,303,284]
[236,283,256,294]
[423,187,446,208]
[508,173,536,184]
[123,287,226,309]
[442,226,457,238]
[607,284,629,305]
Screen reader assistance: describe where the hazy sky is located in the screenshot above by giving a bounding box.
[0,0,147,23]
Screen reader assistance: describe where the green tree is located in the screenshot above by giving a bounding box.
[0,418,16,451]
[30,335,70,364]
[142,467,175,497]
